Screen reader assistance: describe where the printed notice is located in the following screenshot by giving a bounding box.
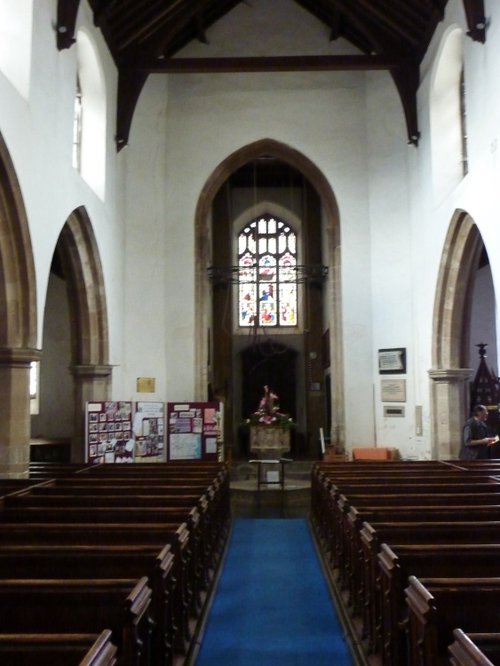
[381,379,406,402]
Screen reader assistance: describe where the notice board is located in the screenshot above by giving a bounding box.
[167,402,220,461]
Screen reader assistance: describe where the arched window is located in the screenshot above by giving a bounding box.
[72,76,83,171]
[75,29,106,200]
[238,215,298,327]
[460,67,468,177]
[30,361,39,415]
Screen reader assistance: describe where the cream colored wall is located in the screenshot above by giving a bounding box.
[123,0,381,446]
[0,1,125,395]
[3,0,500,459]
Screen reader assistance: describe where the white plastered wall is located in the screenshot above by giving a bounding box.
[4,0,500,458]
[122,0,386,448]
[0,0,125,394]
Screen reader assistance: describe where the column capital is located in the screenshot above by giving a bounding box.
[0,347,42,367]
[428,367,473,383]
[71,364,114,379]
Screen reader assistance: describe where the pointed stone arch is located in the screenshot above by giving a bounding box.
[0,133,37,350]
[430,210,484,459]
[55,207,112,460]
[194,138,344,449]
[0,131,38,476]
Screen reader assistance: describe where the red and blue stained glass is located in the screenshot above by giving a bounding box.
[238,216,297,327]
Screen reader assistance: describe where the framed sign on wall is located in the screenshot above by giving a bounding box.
[378,348,406,374]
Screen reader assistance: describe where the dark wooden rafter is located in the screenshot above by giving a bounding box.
[141,54,398,74]
[194,0,210,44]
[295,0,380,54]
[56,0,487,150]
[115,71,149,151]
[463,0,486,43]
[93,0,120,28]
[390,58,421,146]
[56,0,81,50]
[354,0,421,47]
[328,5,342,41]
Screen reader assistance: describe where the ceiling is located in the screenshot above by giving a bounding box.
[56,1,486,150]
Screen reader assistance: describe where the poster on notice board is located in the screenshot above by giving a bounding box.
[133,401,165,462]
[85,401,134,464]
[167,402,220,461]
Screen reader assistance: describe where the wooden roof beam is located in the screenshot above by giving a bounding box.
[56,0,80,50]
[463,0,486,43]
[92,0,119,27]
[193,0,210,44]
[328,5,342,41]
[138,54,399,74]
[354,0,421,46]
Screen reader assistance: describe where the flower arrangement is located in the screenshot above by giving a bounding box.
[244,385,295,428]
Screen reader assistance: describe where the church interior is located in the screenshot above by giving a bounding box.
[2,0,500,664]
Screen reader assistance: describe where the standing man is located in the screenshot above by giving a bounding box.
[459,404,499,460]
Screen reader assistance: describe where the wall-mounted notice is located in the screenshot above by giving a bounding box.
[378,348,406,374]
[167,402,220,461]
[133,401,165,462]
[85,401,133,464]
[381,379,406,402]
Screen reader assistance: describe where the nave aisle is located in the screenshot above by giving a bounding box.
[194,518,354,665]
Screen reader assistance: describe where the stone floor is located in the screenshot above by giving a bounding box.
[229,459,314,518]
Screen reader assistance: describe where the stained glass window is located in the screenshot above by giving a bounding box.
[238,216,297,327]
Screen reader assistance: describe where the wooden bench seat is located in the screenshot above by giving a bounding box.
[449,629,500,666]
[360,520,500,654]
[379,544,500,666]
[405,576,500,666]
[0,521,192,659]
[5,492,204,508]
[0,577,152,666]
[332,500,500,602]
[310,467,500,549]
[0,629,117,666]
[0,544,175,664]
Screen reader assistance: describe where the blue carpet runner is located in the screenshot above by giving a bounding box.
[195,518,354,665]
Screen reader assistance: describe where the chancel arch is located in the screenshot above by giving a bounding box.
[194,138,343,458]
[0,131,38,477]
[430,210,494,459]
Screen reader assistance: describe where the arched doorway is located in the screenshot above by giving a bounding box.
[194,139,343,458]
[238,340,298,457]
[430,210,495,458]
[0,132,38,477]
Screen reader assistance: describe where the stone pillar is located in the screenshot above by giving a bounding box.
[429,368,472,459]
[71,364,113,462]
[0,347,41,478]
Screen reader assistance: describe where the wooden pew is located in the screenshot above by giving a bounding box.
[309,465,500,556]
[340,502,500,603]
[360,520,500,654]
[28,463,91,479]
[0,520,193,658]
[310,460,500,666]
[0,629,117,666]
[0,503,208,613]
[330,486,500,578]
[0,544,175,665]
[449,629,500,666]
[0,577,152,666]
[378,543,500,666]
[405,576,500,666]
[0,463,230,663]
